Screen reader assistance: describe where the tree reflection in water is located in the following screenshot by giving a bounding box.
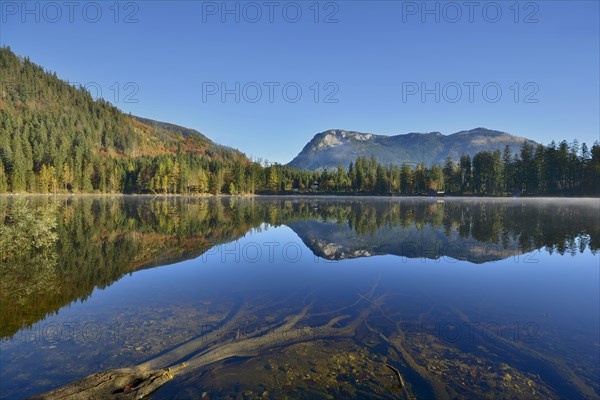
[1,197,598,341]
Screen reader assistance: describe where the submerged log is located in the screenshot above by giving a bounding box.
[30,293,381,399]
[28,364,186,400]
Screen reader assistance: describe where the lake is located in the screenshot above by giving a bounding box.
[0,196,598,399]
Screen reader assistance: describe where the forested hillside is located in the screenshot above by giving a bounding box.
[0,47,251,194]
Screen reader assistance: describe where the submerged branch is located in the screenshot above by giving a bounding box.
[386,363,405,389]
[30,290,382,400]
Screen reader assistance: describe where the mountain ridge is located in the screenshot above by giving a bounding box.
[288,127,537,170]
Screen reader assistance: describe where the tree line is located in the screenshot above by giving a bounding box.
[87,140,595,197]
[2,124,598,196]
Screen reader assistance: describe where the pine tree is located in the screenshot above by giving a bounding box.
[415,163,426,194]
[400,163,414,194]
[61,163,73,192]
[210,167,224,195]
[198,168,209,193]
[229,182,237,195]
[459,155,472,193]
[268,166,278,192]
[38,164,50,193]
[0,162,7,192]
[10,133,27,192]
[48,165,58,194]
[502,146,513,194]
[233,162,245,194]
[374,165,388,194]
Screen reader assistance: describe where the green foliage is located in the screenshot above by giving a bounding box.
[0,200,59,332]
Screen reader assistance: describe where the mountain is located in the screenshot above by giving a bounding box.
[287,128,538,170]
[0,46,249,193]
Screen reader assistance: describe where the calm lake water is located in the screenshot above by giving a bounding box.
[0,196,598,399]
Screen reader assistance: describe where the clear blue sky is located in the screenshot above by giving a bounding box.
[1,1,598,163]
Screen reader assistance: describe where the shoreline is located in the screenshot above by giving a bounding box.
[1,193,599,201]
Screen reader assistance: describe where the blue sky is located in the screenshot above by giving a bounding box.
[1,1,599,163]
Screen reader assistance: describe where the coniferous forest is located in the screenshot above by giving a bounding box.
[1,47,598,197]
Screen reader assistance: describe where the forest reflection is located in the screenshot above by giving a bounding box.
[1,196,598,340]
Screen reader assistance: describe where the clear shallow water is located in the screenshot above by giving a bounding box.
[0,196,598,399]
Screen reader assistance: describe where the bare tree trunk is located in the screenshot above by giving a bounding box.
[30,292,382,400]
